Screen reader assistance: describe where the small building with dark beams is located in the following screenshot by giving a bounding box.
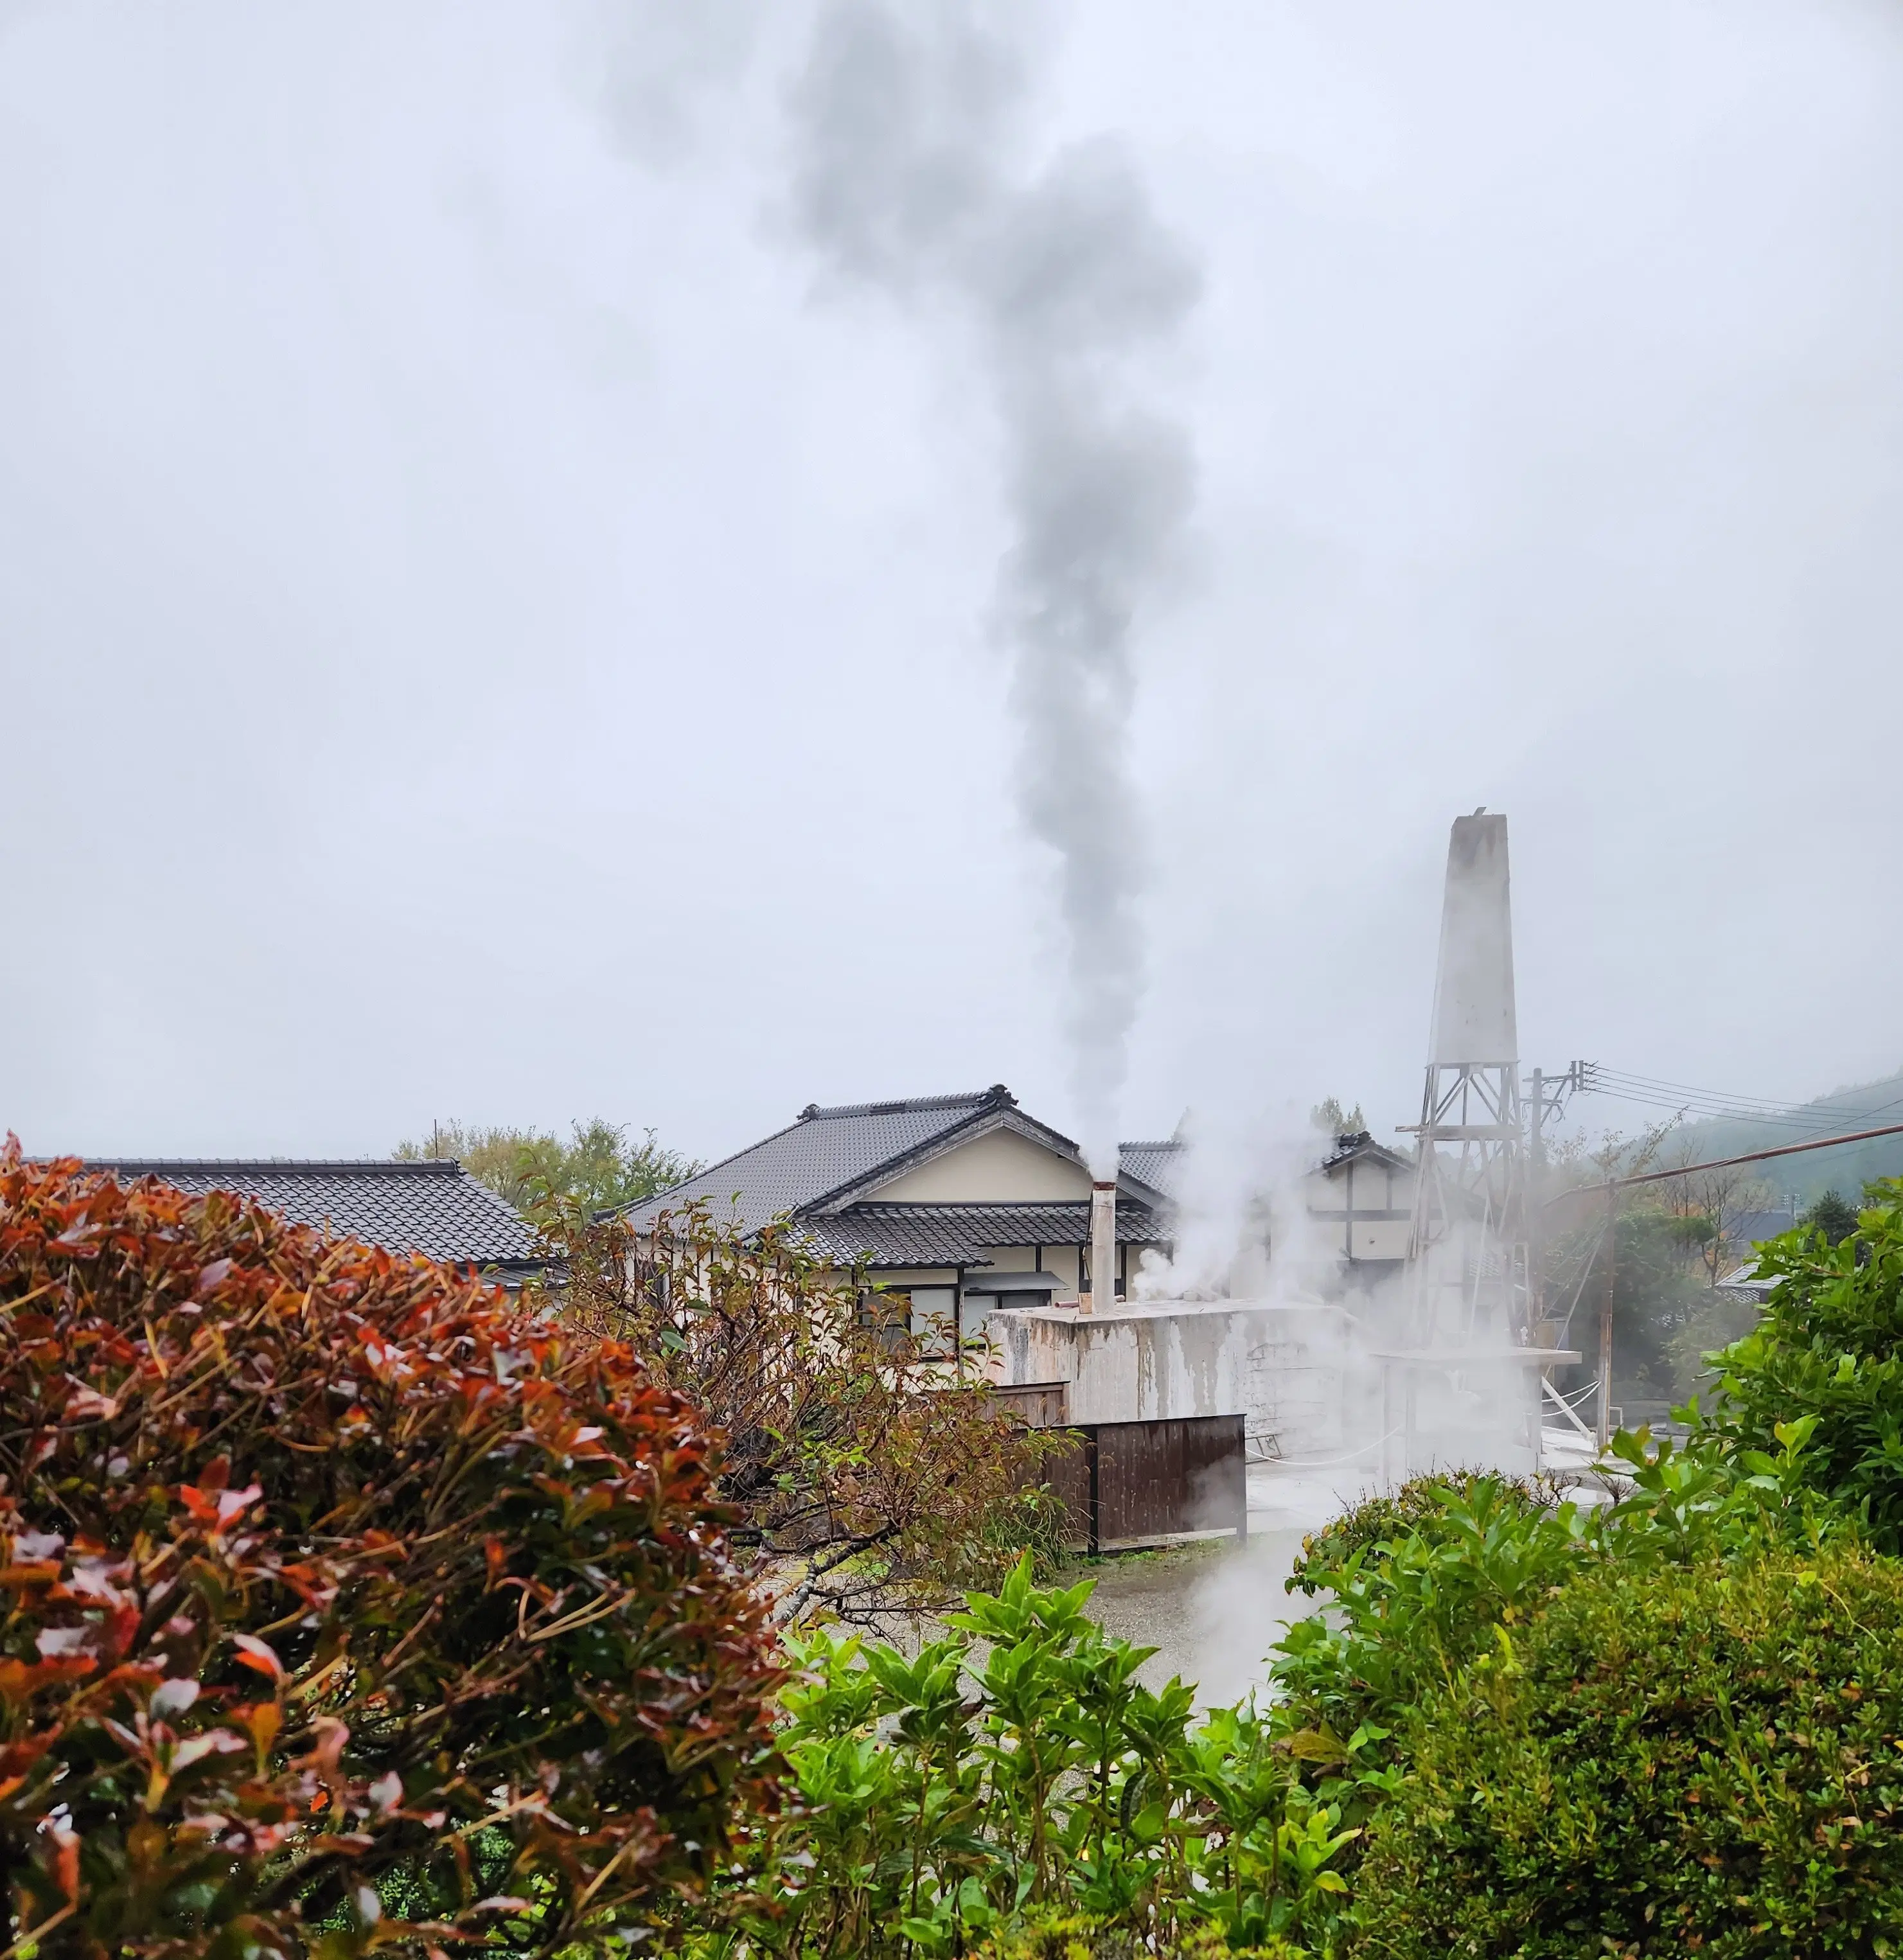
[1301,1130,1419,1289]
[620,1084,1182,1346]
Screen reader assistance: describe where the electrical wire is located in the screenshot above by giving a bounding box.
[1582,1086,1823,1129]
[1589,1076,1825,1124]
[1591,1066,1821,1108]
[1579,1067,1903,1141]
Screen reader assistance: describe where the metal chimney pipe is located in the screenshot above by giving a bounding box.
[1086,1179,1118,1316]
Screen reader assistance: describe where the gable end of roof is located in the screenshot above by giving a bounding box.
[806,1100,1088,1215]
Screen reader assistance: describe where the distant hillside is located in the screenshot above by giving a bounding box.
[1630,1067,1903,1207]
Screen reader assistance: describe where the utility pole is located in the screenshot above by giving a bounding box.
[1523,1059,1589,1340]
[1528,1067,1546,1334]
[1597,1180,1617,1450]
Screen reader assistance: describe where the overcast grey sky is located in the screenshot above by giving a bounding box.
[6,0,1901,1166]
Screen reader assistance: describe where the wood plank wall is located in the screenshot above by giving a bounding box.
[990,1386,1248,1553]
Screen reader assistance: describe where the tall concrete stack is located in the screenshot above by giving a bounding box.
[1401,811,1532,1348]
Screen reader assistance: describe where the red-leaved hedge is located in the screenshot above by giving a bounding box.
[0,1142,784,1959]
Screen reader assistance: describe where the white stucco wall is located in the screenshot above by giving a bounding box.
[868,1127,1094,1203]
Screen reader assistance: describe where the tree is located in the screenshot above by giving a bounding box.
[1309,1096,1367,1139]
[396,1118,702,1215]
[1701,1178,1903,1548]
[1542,1197,1710,1403]
[553,1118,702,1212]
[1802,1187,1860,1246]
[1541,1124,1732,1404]
[1654,1150,1773,1285]
[0,1141,783,1957]
[534,1197,1061,1627]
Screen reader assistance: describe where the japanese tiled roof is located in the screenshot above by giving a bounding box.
[80,1158,547,1276]
[1118,1140,1186,1201]
[791,1199,1172,1270]
[622,1084,1180,1242]
[623,1086,1027,1233]
[1319,1131,1416,1176]
[621,1090,1000,1235]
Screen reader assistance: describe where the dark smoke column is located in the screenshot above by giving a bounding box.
[784,0,1201,1169]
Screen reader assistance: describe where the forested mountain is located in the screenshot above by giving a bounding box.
[1641,1066,1903,1206]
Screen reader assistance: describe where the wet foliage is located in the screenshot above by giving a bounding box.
[1352,1545,1903,1956]
[682,1557,1376,1960]
[0,1142,783,1957]
[1699,1178,1903,1550]
[536,1197,1066,1627]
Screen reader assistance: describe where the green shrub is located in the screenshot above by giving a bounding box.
[1698,1179,1903,1551]
[0,1143,784,1957]
[1291,1470,1570,1590]
[1349,1543,1903,1957]
[969,1908,1299,1960]
[1276,1474,1590,1761]
[701,1557,1376,1960]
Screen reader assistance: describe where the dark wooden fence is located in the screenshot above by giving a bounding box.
[988,1381,1072,1430]
[991,1387,1248,1553]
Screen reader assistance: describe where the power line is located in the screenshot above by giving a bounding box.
[1578,1065,1903,1137]
[1549,1118,1903,1201]
[1583,1086,1837,1130]
[1591,1067,1818,1109]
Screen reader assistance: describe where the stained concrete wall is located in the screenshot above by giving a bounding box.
[986,1298,1350,1459]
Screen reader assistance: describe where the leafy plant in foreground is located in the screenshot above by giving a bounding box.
[1276,1474,1591,1774]
[0,1143,784,1957]
[696,1558,1376,1960]
[1348,1542,1903,1956]
[1697,1179,1903,1550]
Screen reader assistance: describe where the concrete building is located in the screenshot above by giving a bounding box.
[986,1293,1351,1460]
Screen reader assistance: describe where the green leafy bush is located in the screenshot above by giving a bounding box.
[969,1910,1295,1960]
[1290,1470,1571,1592]
[1699,1179,1903,1551]
[1267,1442,1846,1902]
[0,1143,784,1957]
[1349,1543,1903,1956]
[701,1558,1377,1960]
[1276,1474,1590,1767]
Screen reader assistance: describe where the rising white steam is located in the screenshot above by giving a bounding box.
[784,0,1201,1166]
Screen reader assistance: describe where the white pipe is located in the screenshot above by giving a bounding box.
[1086,1179,1117,1316]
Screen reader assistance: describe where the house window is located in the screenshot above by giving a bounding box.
[861,1287,910,1339]
[909,1287,956,1343]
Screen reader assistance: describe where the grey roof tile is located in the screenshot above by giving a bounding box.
[622,1088,1010,1234]
[1318,1133,1415,1176]
[82,1159,545,1273]
[626,1086,1185,1247]
[1119,1140,1185,1201]
[792,1199,1170,1269]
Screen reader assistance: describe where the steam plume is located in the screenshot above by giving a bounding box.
[784,0,1200,1164]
